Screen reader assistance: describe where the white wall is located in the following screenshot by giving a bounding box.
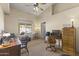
[39,5,79,52]
[40,5,79,32]
[4,7,35,35]
[0,6,4,33]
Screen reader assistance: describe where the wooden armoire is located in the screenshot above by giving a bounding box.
[62,27,76,55]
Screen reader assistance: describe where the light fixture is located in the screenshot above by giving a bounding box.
[33,7,38,12]
[70,18,74,27]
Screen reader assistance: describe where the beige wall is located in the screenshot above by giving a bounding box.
[39,5,79,52]
[4,7,35,35]
[0,3,10,14]
[0,5,4,33]
[34,16,41,32]
[54,3,79,14]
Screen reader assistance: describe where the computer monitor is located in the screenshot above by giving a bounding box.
[52,30,62,39]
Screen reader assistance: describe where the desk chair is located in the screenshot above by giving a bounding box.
[20,36,31,55]
[46,35,56,52]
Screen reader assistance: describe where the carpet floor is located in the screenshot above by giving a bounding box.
[21,39,64,56]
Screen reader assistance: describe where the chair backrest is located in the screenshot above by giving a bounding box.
[48,35,56,44]
[20,35,31,46]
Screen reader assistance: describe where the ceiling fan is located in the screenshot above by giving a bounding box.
[25,3,46,12]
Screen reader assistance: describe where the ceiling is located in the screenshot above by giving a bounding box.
[10,3,52,16]
[0,3,10,15]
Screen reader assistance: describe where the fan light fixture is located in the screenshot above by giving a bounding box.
[25,3,44,15]
[33,3,39,12]
[33,7,38,12]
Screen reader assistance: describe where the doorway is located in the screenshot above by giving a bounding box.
[41,22,46,39]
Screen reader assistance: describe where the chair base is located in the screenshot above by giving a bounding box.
[46,45,56,52]
[21,47,29,55]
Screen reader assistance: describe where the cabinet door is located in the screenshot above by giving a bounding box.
[62,28,76,55]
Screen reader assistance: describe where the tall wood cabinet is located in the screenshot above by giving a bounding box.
[62,27,76,55]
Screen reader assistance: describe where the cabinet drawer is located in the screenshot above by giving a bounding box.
[63,49,75,55]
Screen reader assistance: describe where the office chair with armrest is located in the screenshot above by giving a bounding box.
[46,33,56,52]
[20,36,31,55]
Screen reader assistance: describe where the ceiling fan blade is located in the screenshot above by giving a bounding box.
[38,7,44,11]
[25,5,34,6]
[41,3,47,5]
[34,3,39,7]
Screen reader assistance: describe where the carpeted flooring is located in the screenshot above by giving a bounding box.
[21,39,64,56]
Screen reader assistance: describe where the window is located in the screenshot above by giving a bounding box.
[19,23,32,34]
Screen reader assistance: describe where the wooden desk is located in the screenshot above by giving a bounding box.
[0,45,21,56]
[0,38,21,56]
